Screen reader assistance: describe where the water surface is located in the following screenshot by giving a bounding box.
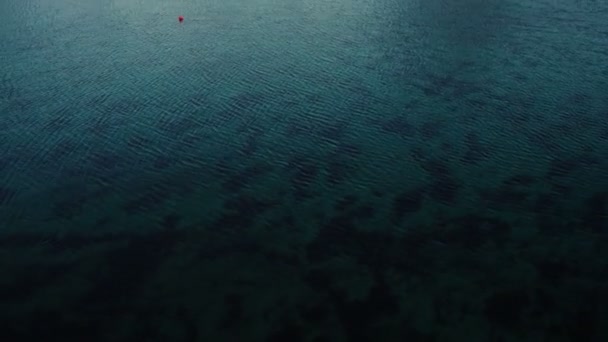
[2,0,608,340]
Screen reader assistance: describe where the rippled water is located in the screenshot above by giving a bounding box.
[2,0,608,340]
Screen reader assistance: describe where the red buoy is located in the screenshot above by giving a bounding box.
[178,15,184,22]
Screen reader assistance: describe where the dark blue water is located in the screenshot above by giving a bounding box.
[2,0,608,340]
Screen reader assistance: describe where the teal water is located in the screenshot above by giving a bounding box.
[2,0,608,340]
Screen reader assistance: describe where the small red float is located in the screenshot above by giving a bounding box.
[178,15,184,23]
